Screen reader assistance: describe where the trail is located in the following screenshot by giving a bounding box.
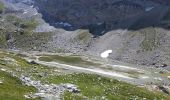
[33,60,134,80]
[24,55,170,86]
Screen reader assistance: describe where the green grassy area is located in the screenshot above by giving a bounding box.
[140,27,160,51]
[74,30,92,43]
[0,1,4,14]
[0,31,7,48]
[44,73,170,100]
[0,51,61,84]
[0,51,170,100]
[0,15,52,50]
[0,71,40,100]
[38,55,100,67]
[0,51,170,99]
[13,32,52,50]
[160,72,170,77]
[5,15,38,29]
[5,15,38,35]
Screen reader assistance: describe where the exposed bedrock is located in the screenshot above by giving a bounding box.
[34,0,170,36]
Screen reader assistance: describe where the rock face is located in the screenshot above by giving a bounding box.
[34,0,170,35]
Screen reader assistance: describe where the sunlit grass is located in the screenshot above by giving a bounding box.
[45,73,170,100]
[0,71,40,100]
[38,55,100,67]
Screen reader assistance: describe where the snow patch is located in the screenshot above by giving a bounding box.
[55,22,72,27]
[23,10,28,14]
[140,76,149,79]
[145,7,154,12]
[100,50,112,58]
[33,12,38,15]
[154,77,162,81]
[111,65,138,70]
[1,68,7,71]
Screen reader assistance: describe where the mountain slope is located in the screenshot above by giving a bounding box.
[0,0,170,67]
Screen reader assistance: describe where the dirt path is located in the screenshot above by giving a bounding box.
[24,55,170,86]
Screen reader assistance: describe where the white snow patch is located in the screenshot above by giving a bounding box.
[140,76,149,79]
[30,5,34,8]
[34,93,45,96]
[100,50,112,58]
[24,95,30,99]
[154,77,162,81]
[33,12,38,15]
[56,22,72,27]
[145,7,154,12]
[23,10,28,14]
[111,65,138,70]
[167,76,170,79]
[0,19,5,22]
[1,68,6,71]
[3,57,16,62]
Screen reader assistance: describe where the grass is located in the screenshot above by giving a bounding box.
[5,15,38,30]
[63,91,86,100]
[0,1,4,14]
[76,30,91,42]
[140,27,160,51]
[38,55,100,67]
[44,73,170,100]
[5,15,38,35]
[13,32,52,50]
[0,51,57,76]
[0,15,52,50]
[20,19,38,30]
[0,71,40,100]
[73,29,92,44]
[0,30,7,48]
[0,51,170,99]
[160,72,170,77]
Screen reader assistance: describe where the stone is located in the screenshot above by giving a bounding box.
[158,86,169,94]
[161,64,168,68]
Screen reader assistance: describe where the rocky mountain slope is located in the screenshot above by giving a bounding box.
[0,0,170,67]
[34,0,170,67]
[0,1,170,99]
